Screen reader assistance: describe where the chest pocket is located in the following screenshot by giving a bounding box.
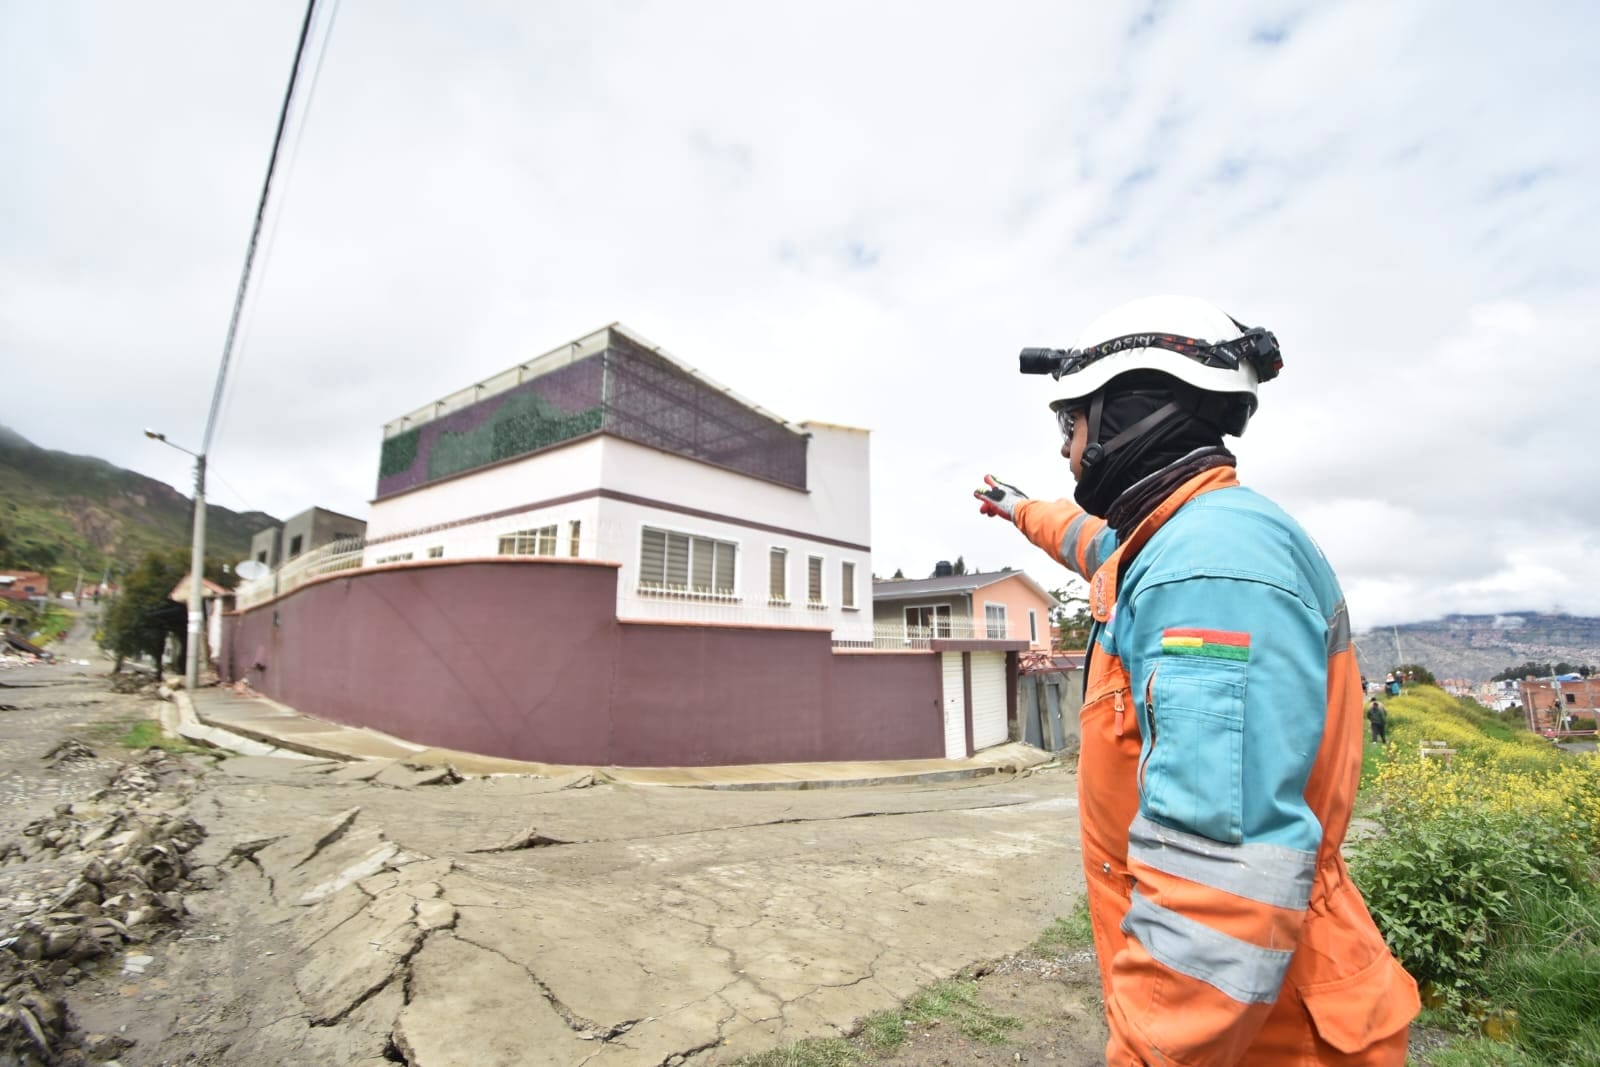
[1141,656,1247,844]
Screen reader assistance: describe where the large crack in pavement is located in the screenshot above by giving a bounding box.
[443,795,1043,859]
[118,746,1082,1065]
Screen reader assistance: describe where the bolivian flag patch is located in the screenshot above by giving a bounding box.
[1160,628,1250,662]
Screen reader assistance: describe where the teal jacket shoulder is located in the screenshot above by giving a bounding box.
[1119,484,1342,851]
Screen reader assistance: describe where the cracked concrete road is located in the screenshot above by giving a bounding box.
[82,748,1085,1065]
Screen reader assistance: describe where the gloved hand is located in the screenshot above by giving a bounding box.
[974,474,1028,521]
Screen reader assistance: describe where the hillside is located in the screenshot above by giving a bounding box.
[1353,612,1600,683]
[0,424,278,583]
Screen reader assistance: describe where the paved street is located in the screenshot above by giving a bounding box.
[1,621,1096,1065]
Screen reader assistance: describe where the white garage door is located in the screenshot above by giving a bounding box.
[971,652,1009,750]
[941,652,966,759]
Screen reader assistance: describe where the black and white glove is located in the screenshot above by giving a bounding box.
[974,474,1028,522]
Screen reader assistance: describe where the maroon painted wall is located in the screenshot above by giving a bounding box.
[225,558,946,767]
[609,626,944,766]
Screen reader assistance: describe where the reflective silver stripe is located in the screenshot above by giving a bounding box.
[1326,599,1351,656]
[1059,513,1089,570]
[1083,527,1111,576]
[1128,814,1315,910]
[1121,891,1293,1005]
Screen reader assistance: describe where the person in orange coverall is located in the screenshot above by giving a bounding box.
[976,296,1418,1065]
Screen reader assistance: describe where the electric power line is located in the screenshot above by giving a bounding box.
[210,0,344,458]
[201,0,322,455]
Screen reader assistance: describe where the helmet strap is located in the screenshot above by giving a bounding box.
[1081,394,1182,472]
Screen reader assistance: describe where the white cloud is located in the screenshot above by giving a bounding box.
[1,0,1595,626]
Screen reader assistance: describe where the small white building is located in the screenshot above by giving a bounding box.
[362,324,874,640]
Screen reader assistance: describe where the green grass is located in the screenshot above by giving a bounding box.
[1425,1039,1545,1066]
[84,717,215,756]
[733,1039,862,1067]
[34,606,74,645]
[1031,896,1094,956]
[121,719,214,755]
[1474,884,1600,1063]
[730,961,1033,1065]
[858,979,1021,1054]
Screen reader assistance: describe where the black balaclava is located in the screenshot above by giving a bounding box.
[1072,371,1234,528]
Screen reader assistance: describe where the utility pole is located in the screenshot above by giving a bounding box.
[147,0,319,691]
[189,456,207,690]
[145,430,207,691]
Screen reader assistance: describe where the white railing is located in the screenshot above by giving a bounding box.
[235,537,365,610]
[830,620,1023,651]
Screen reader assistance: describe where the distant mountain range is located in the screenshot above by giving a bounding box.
[0,424,278,584]
[1352,613,1600,684]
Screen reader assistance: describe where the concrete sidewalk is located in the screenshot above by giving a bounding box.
[177,685,1058,789]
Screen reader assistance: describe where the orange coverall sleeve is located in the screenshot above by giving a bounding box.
[1013,498,1117,581]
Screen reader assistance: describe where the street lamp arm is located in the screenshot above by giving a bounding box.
[143,428,200,458]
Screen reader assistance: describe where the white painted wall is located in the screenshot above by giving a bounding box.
[597,428,870,550]
[363,497,604,565]
[364,436,606,541]
[356,424,874,639]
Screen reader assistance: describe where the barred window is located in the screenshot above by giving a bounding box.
[569,520,582,558]
[985,603,1008,639]
[769,548,788,602]
[841,561,856,608]
[640,527,736,594]
[427,546,444,559]
[499,525,557,556]
[807,556,824,607]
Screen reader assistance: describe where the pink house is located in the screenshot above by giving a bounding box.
[871,567,1059,650]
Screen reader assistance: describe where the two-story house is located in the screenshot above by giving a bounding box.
[360,324,873,640]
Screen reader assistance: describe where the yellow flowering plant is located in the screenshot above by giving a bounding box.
[1350,688,1600,1009]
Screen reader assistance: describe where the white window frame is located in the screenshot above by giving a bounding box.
[807,555,826,609]
[427,546,444,559]
[499,525,558,556]
[769,547,788,605]
[639,524,739,599]
[904,604,952,640]
[984,602,1008,640]
[840,560,856,609]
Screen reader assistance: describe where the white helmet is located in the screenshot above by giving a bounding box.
[1019,295,1281,436]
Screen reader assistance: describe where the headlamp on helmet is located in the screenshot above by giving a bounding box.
[1019,324,1281,384]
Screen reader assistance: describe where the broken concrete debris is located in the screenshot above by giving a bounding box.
[468,823,570,853]
[41,740,96,767]
[371,761,462,790]
[0,749,208,1066]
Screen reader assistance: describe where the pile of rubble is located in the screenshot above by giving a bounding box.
[0,750,207,1064]
[40,741,97,768]
[106,673,159,696]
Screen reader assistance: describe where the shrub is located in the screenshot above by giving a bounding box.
[1349,806,1585,1008]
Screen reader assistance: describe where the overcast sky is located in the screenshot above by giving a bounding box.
[3,1,1595,627]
